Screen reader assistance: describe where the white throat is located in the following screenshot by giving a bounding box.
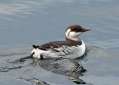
[65,29,81,41]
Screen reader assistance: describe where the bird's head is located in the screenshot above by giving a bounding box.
[65,25,90,41]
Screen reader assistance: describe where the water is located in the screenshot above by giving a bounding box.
[0,0,119,85]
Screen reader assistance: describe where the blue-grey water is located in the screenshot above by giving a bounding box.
[0,0,119,85]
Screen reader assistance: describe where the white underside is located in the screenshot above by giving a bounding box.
[31,40,86,59]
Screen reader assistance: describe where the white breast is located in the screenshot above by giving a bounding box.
[58,40,86,59]
[73,40,86,58]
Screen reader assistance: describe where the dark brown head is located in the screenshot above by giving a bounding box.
[68,25,90,32]
[65,25,90,41]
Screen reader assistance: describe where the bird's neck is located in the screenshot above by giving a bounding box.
[65,37,82,45]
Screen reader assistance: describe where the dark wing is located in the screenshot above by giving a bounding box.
[38,41,68,51]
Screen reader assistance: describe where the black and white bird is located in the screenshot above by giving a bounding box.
[31,25,90,59]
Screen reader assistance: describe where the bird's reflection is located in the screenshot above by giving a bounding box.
[37,58,87,84]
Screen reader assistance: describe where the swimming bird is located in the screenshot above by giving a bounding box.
[31,25,90,59]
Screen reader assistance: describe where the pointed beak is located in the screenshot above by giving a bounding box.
[82,28,91,32]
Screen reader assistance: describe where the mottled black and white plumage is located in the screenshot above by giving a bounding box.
[31,25,90,59]
[37,40,82,50]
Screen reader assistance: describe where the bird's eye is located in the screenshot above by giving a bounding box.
[71,28,76,31]
[71,28,81,32]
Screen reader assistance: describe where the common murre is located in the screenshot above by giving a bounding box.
[31,25,90,59]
